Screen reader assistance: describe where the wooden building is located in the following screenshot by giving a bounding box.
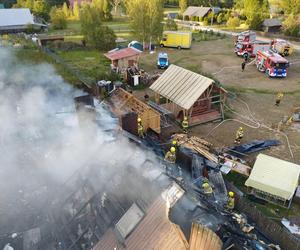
[104,47,142,73]
[150,65,226,126]
[262,19,282,33]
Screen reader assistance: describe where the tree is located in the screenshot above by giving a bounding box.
[244,0,269,30]
[227,16,240,27]
[217,13,224,24]
[80,5,116,50]
[283,14,300,36]
[165,19,178,30]
[33,0,50,20]
[91,0,112,20]
[112,0,123,15]
[179,0,187,14]
[50,6,67,29]
[126,0,164,44]
[279,0,300,15]
[62,2,70,18]
[73,1,80,20]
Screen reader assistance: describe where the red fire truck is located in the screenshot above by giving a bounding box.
[255,50,289,78]
[235,40,270,58]
[235,30,256,43]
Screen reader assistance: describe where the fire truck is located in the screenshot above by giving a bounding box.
[235,40,270,58]
[271,39,294,56]
[235,30,256,43]
[255,50,289,78]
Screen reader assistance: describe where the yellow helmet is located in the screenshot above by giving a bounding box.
[172,140,177,146]
[229,191,234,197]
[184,116,188,121]
[239,127,243,130]
[202,183,209,188]
[170,147,176,153]
[137,118,142,122]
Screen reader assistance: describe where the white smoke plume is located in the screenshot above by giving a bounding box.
[0,47,161,241]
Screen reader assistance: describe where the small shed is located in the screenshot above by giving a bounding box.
[245,154,300,208]
[150,64,226,126]
[167,12,178,19]
[262,18,282,32]
[104,47,142,72]
[183,6,211,20]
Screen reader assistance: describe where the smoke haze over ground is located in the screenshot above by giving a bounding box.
[0,47,161,246]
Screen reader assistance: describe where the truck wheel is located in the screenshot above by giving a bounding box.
[177,46,182,50]
[160,44,164,48]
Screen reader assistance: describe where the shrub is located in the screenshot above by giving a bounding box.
[50,7,67,30]
[283,14,300,37]
[227,17,240,28]
[165,19,178,31]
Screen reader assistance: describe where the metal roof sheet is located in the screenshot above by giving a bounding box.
[104,47,141,61]
[183,6,211,17]
[0,8,34,27]
[263,18,282,27]
[245,154,300,200]
[150,64,214,110]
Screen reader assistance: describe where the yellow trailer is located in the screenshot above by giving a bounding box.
[160,31,192,49]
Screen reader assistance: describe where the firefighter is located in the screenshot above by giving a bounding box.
[226,191,235,211]
[137,117,144,138]
[182,116,189,133]
[171,139,178,150]
[241,61,246,71]
[164,146,176,163]
[202,181,213,195]
[275,92,284,106]
[234,127,244,144]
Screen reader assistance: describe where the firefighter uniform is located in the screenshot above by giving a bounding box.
[235,127,244,144]
[275,92,284,106]
[137,118,144,138]
[164,147,176,163]
[226,191,235,210]
[202,182,213,195]
[182,116,189,133]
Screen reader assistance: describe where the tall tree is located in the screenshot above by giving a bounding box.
[73,1,80,20]
[33,0,49,19]
[126,0,164,44]
[279,0,300,14]
[244,0,269,29]
[80,5,116,50]
[62,2,70,18]
[50,6,67,29]
[179,0,187,14]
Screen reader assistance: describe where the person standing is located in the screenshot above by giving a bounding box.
[234,127,244,144]
[275,92,284,106]
[181,116,189,133]
[137,117,144,138]
[241,61,246,71]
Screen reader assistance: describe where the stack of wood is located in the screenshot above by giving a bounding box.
[172,133,252,176]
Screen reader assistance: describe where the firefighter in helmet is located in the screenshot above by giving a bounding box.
[164,146,176,163]
[171,139,178,150]
[182,116,189,133]
[226,191,235,211]
[137,117,144,138]
[234,127,244,144]
[275,92,284,106]
[202,179,213,195]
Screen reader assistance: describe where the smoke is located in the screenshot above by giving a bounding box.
[0,47,161,238]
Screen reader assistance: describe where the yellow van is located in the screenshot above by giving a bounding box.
[160,31,192,49]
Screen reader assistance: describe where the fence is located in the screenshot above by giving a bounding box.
[236,196,300,250]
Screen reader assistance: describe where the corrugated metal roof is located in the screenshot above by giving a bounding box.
[150,64,214,110]
[262,18,282,27]
[104,47,141,61]
[0,8,34,27]
[93,197,188,250]
[183,6,211,17]
[245,154,300,200]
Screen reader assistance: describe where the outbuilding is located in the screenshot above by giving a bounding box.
[245,154,300,208]
[0,8,46,34]
[183,6,212,21]
[262,18,282,33]
[104,47,142,73]
[149,64,226,126]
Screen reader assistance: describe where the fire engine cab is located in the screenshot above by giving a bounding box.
[255,50,289,78]
[235,40,270,58]
[235,30,256,43]
[271,39,294,56]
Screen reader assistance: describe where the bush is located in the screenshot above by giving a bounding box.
[283,14,300,37]
[165,19,178,31]
[203,17,209,25]
[50,7,67,30]
[227,17,240,28]
[217,13,224,24]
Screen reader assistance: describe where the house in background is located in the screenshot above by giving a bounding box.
[183,6,212,21]
[150,65,227,126]
[0,8,46,34]
[262,18,282,32]
[167,12,179,19]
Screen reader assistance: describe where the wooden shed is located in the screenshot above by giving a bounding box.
[150,65,226,126]
[109,88,161,134]
[104,47,142,73]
